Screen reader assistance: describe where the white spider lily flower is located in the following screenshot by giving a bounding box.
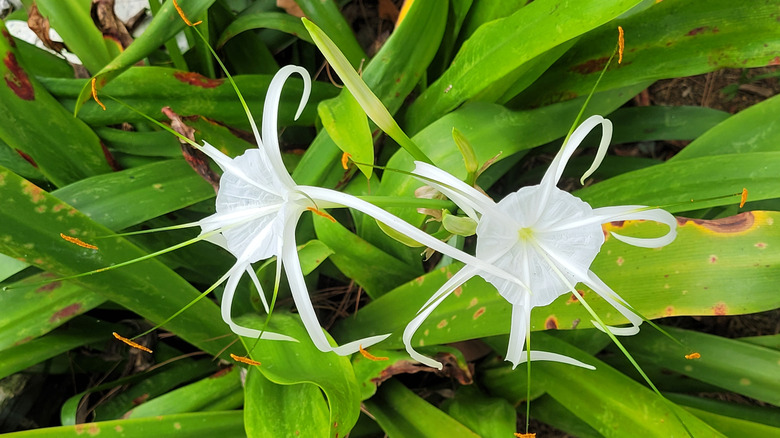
[197,65,523,356]
[405,115,677,369]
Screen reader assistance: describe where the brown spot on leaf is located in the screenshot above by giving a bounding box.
[101,142,120,171]
[36,281,61,293]
[544,315,558,330]
[21,181,45,203]
[712,302,728,316]
[453,286,462,297]
[2,28,15,47]
[437,319,448,329]
[769,56,780,66]
[570,57,610,74]
[15,149,37,167]
[665,306,674,316]
[50,303,82,323]
[677,212,755,234]
[755,242,767,249]
[14,336,33,346]
[616,256,624,266]
[610,220,625,228]
[686,26,709,36]
[211,367,233,378]
[132,394,150,405]
[566,290,585,304]
[4,53,34,100]
[472,306,486,319]
[173,71,223,88]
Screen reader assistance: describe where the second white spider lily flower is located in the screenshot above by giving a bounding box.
[405,115,677,369]
[196,65,523,356]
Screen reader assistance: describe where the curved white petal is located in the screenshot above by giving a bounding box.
[403,269,474,369]
[261,65,311,187]
[220,264,296,341]
[505,301,529,367]
[280,210,390,355]
[411,161,497,221]
[199,142,282,195]
[302,186,529,291]
[582,270,643,336]
[246,265,270,314]
[536,116,612,219]
[513,351,596,370]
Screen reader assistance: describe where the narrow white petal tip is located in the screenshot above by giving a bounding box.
[330,334,392,356]
[508,351,596,370]
[591,320,641,336]
[231,325,298,342]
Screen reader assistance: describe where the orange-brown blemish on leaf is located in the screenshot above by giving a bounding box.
[21,181,45,203]
[60,233,98,250]
[358,345,388,361]
[566,290,585,304]
[230,353,261,366]
[437,319,448,329]
[686,26,712,36]
[473,306,486,320]
[50,303,82,323]
[16,149,37,168]
[685,352,701,360]
[467,297,478,309]
[665,305,674,316]
[755,242,767,249]
[712,302,728,316]
[132,394,150,405]
[544,315,558,330]
[453,286,462,297]
[676,212,756,235]
[173,71,223,88]
[769,56,780,66]
[708,255,718,264]
[4,53,34,100]
[101,142,120,170]
[570,56,610,74]
[88,423,99,436]
[113,332,153,353]
[53,204,66,213]
[616,256,624,266]
[36,281,61,293]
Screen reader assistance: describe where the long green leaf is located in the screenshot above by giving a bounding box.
[404,0,642,133]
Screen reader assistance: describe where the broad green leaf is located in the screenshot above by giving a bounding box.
[576,153,780,212]
[609,105,730,144]
[217,11,312,47]
[667,393,780,429]
[41,67,336,128]
[681,405,780,437]
[74,0,216,113]
[0,273,105,351]
[403,0,642,133]
[312,214,420,298]
[126,366,242,418]
[672,93,780,161]
[237,313,361,438]
[3,411,244,438]
[0,167,240,358]
[526,394,602,438]
[292,0,448,187]
[245,367,330,437]
[95,127,181,158]
[318,88,374,178]
[364,379,480,438]
[35,0,113,73]
[616,326,780,405]
[335,213,780,347]
[515,0,780,108]
[0,21,113,187]
[485,333,724,437]
[445,386,516,437]
[0,317,114,380]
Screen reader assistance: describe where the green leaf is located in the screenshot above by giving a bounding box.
[237,313,361,438]
[3,411,245,438]
[576,153,780,212]
[217,11,312,48]
[617,326,780,405]
[516,0,780,108]
[445,386,517,437]
[318,88,374,178]
[74,0,217,114]
[335,212,780,347]
[485,333,725,437]
[0,167,240,358]
[404,0,643,133]
[0,21,113,187]
[126,366,242,418]
[672,93,780,160]
[294,0,365,68]
[244,367,330,437]
[365,380,480,437]
[609,105,730,144]
[35,0,113,73]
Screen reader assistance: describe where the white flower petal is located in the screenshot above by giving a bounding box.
[412,161,497,221]
[547,205,677,248]
[246,265,270,314]
[505,301,529,367]
[403,268,474,369]
[220,263,296,341]
[303,186,528,291]
[280,211,389,355]
[261,65,310,187]
[514,351,596,370]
